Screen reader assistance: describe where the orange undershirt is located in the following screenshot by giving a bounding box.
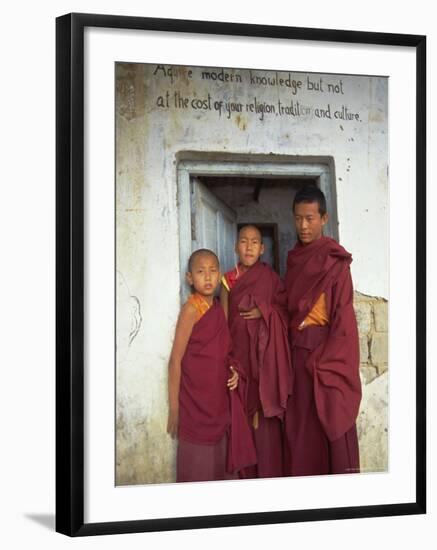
[221,264,243,292]
[299,292,329,330]
[186,293,211,322]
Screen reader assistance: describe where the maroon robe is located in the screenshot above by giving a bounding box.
[227,261,293,478]
[177,299,256,482]
[284,236,362,476]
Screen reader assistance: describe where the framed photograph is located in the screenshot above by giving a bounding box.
[56,12,426,536]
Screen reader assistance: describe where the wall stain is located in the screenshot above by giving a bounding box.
[177,65,191,87]
[235,114,247,131]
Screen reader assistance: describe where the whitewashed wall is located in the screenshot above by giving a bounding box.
[115,63,388,484]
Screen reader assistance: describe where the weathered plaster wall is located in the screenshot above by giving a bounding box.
[115,63,388,484]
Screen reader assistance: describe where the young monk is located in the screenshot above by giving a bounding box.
[167,248,256,482]
[284,186,362,476]
[220,225,293,479]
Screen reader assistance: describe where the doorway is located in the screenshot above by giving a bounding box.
[177,155,337,300]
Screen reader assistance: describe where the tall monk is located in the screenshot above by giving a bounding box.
[284,186,362,476]
[220,225,293,479]
[167,248,256,482]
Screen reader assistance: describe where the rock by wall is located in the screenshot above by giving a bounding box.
[354,292,388,472]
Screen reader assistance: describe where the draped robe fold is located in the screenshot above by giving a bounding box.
[226,262,293,478]
[177,299,256,482]
[284,237,361,476]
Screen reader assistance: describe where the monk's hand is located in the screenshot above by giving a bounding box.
[227,366,239,391]
[167,409,179,439]
[239,306,261,320]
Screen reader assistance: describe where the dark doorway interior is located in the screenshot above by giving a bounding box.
[197,176,318,276]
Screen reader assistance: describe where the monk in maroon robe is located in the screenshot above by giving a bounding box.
[167,249,256,482]
[284,186,361,476]
[221,226,293,479]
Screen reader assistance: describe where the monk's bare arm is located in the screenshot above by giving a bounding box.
[220,284,229,320]
[167,303,197,438]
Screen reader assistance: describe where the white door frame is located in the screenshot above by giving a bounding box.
[177,155,338,301]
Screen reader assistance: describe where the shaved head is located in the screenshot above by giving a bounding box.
[188,249,219,272]
[238,224,263,243]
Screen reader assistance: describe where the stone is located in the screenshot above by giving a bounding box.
[354,300,372,335]
[374,300,388,332]
[376,363,388,375]
[356,372,388,473]
[360,365,379,385]
[359,336,369,363]
[370,332,388,364]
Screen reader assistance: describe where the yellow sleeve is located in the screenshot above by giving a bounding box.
[221,275,230,292]
[299,292,329,330]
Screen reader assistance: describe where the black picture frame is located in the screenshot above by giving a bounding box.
[56,12,426,537]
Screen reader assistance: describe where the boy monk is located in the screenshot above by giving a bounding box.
[167,248,256,482]
[220,225,293,479]
[284,186,362,476]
